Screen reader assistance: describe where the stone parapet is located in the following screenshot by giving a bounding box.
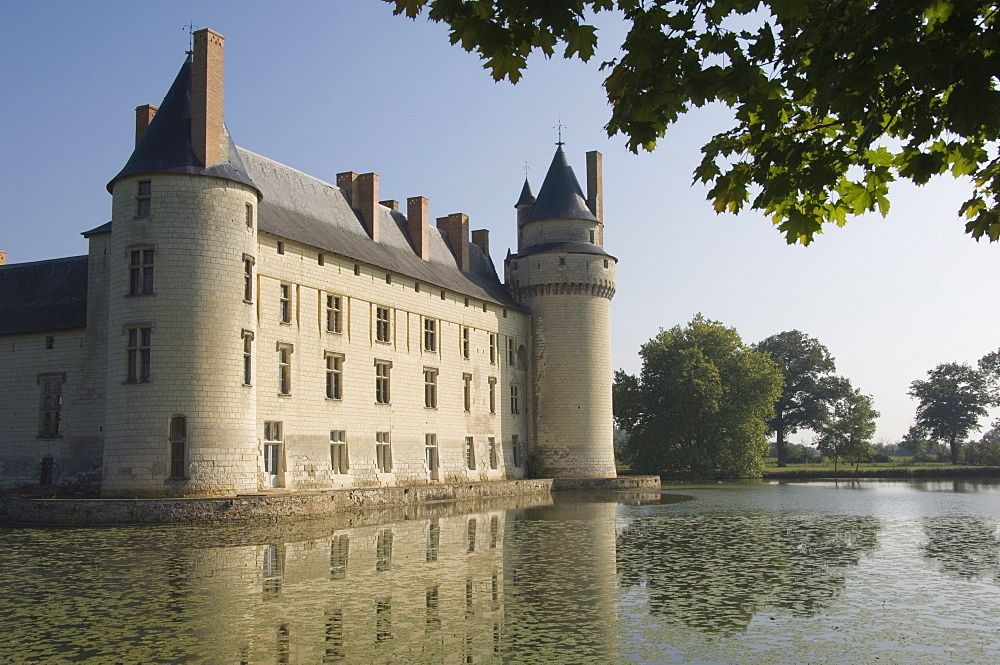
[0,476,660,526]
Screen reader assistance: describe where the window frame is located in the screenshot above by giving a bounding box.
[127,246,155,296]
[37,372,65,439]
[488,377,497,414]
[243,254,255,303]
[277,343,293,396]
[375,306,391,343]
[461,326,470,359]
[330,429,349,474]
[424,368,438,409]
[375,360,391,404]
[279,284,292,324]
[465,436,476,470]
[241,329,254,386]
[169,415,187,480]
[510,383,520,414]
[423,318,437,352]
[376,431,392,473]
[125,325,152,383]
[325,352,344,400]
[326,294,343,334]
[463,373,472,412]
[136,180,151,218]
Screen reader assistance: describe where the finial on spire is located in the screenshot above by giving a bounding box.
[555,118,565,146]
[183,22,199,54]
[524,161,530,178]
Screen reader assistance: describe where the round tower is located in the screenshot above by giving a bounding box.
[102,30,261,496]
[506,146,617,478]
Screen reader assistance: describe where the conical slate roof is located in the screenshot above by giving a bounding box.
[107,55,258,195]
[514,178,535,207]
[524,145,597,223]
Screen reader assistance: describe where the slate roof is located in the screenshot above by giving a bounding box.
[107,55,259,195]
[524,146,598,223]
[0,256,89,335]
[510,241,615,261]
[515,178,536,208]
[238,148,524,311]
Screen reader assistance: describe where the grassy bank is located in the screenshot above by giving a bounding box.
[761,462,1000,479]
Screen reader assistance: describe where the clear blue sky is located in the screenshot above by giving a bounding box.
[2,0,997,443]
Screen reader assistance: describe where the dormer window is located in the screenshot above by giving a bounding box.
[136,181,151,218]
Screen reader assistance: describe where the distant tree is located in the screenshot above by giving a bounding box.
[753,330,837,466]
[979,347,1000,428]
[814,380,879,472]
[387,0,1000,244]
[909,362,992,463]
[614,315,783,478]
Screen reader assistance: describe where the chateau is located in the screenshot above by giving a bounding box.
[0,29,618,497]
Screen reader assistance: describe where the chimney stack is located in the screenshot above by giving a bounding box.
[0,250,6,265]
[379,199,399,211]
[191,28,227,167]
[407,196,430,260]
[356,173,380,242]
[438,213,470,272]
[337,171,359,206]
[135,105,157,146]
[471,229,490,258]
[586,150,604,245]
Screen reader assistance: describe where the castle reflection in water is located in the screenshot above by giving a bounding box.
[3,494,634,664]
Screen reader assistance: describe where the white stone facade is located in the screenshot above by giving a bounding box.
[0,30,616,497]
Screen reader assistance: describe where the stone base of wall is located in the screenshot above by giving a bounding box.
[0,476,661,526]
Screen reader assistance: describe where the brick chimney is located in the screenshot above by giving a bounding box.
[135,105,157,146]
[407,196,430,260]
[356,173,379,242]
[337,171,359,205]
[586,150,604,245]
[380,199,399,211]
[191,28,226,167]
[438,213,470,272]
[471,229,490,258]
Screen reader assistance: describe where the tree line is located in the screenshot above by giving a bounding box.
[614,316,999,478]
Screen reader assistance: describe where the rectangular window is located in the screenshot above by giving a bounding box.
[326,353,343,400]
[424,368,438,408]
[463,373,472,412]
[507,337,516,365]
[278,345,292,395]
[465,436,476,470]
[128,248,154,295]
[423,318,437,352]
[375,360,391,404]
[169,415,186,479]
[488,377,497,414]
[264,421,283,442]
[279,284,292,324]
[330,430,348,474]
[425,434,439,481]
[243,256,254,303]
[136,180,151,217]
[264,421,283,488]
[489,333,497,364]
[510,384,520,414]
[326,294,342,333]
[242,330,253,386]
[376,431,392,472]
[375,306,391,343]
[126,326,151,383]
[375,598,392,641]
[488,436,498,469]
[461,327,470,359]
[38,374,63,438]
[512,434,520,467]
[245,202,254,228]
[318,253,325,266]
[277,241,285,255]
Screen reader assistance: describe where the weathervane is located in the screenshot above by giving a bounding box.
[183,22,199,53]
[555,118,566,145]
[524,161,530,178]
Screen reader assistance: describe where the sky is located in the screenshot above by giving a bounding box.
[1,0,997,444]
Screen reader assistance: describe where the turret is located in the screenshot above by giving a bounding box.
[102,29,261,496]
[505,146,617,478]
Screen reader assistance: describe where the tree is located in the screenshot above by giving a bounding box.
[613,314,783,478]
[753,330,838,465]
[813,379,879,472]
[387,0,1000,244]
[908,362,992,463]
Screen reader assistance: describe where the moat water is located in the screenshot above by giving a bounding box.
[2,479,999,664]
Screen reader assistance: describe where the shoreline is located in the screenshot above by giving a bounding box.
[0,475,661,527]
[762,466,1000,480]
